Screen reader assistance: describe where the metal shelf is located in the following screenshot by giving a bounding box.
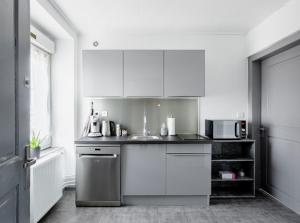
[212,176,254,182]
[211,195,255,199]
[211,140,256,199]
[211,188,255,198]
[212,158,254,162]
[213,139,255,143]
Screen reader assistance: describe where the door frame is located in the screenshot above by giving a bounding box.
[248,31,300,189]
[17,0,31,222]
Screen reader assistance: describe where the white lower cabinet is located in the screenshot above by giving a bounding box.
[121,144,211,196]
[121,144,166,195]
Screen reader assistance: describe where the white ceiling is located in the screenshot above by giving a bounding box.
[53,0,290,36]
[31,0,71,39]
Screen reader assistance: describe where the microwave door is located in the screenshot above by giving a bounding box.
[213,121,238,139]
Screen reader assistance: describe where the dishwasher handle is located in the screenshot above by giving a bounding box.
[79,154,118,159]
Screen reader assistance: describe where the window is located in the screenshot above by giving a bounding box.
[30,44,52,149]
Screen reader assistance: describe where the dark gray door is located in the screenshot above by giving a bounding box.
[0,0,30,222]
[261,44,300,214]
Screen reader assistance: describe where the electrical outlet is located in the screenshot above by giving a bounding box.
[101,111,108,117]
[236,112,245,119]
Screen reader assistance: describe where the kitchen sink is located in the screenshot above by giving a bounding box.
[129,135,162,140]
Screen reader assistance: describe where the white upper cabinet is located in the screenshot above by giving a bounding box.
[82,50,205,97]
[124,50,163,97]
[164,50,205,97]
[82,50,123,97]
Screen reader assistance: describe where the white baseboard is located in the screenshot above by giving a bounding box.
[63,175,75,188]
[259,189,300,215]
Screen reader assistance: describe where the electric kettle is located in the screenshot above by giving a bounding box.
[101,120,116,136]
[101,120,111,136]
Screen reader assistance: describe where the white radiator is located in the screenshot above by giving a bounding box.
[30,149,64,223]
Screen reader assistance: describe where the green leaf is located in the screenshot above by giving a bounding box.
[30,131,43,149]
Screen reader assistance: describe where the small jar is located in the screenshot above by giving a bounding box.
[121,129,128,136]
[160,122,168,136]
[116,124,121,137]
[238,169,245,178]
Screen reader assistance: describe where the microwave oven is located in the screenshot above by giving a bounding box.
[205,120,247,139]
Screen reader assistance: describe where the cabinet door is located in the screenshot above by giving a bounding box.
[82,50,123,97]
[164,50,205,97]
[166,145,211,195]
[124,50,163,97]
[121,144,166,195]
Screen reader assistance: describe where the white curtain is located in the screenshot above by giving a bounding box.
[30,44,51,148]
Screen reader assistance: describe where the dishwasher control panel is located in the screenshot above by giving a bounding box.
[76,145,120,155]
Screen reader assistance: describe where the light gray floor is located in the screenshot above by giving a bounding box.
[39,190,300,223]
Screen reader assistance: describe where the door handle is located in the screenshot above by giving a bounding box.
[23,145,36,168]
[23,158,36,168]
[24,145,36,190]
[79,154,118,159]
[260,127,266,137]
[235,122,240,138]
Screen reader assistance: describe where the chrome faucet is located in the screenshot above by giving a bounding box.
[142,111,150,136]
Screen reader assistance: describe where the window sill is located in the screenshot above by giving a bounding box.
[39,147,64,159]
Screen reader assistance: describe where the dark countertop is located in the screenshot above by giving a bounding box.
[75,134,213,145]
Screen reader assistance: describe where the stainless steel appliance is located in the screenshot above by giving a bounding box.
[205,120,246,139]
[76,145,121,206]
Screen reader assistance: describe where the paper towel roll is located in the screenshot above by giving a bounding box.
[167,117,176,136]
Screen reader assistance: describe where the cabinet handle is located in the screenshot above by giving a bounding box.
[167,153,209,156]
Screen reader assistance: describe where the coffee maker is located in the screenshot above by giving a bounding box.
[88,112,102,137]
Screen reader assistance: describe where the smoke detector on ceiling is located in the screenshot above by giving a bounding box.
[93,41,99,47]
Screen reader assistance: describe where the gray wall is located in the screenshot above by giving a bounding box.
[90,98,198,135]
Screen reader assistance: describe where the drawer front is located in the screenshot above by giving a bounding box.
[166,153,211,195]
[166,144,211,154]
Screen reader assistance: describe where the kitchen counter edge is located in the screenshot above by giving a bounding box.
[75,136,213,145]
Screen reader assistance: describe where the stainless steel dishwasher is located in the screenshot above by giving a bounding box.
[76,145,120,206]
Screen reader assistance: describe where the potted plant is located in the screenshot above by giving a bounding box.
[30,132,42,158]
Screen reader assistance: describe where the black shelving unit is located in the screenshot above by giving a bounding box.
[211,139,256,199]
